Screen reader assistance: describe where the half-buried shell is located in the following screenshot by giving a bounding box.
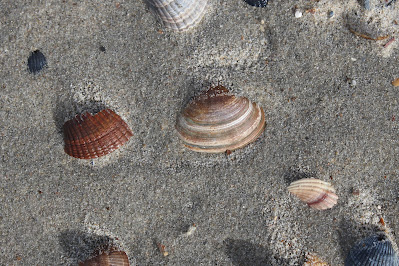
[345,234,399,266]
[145,0,209,32]
[79,250,130,266]
[63,109,133,159]
[287,178,338,210]
[244,0,269,7]
[175,85,266,153]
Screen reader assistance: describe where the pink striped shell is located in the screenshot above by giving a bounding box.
[287,178,338,210]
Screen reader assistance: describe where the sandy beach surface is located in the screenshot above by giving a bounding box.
[1,0,399,265]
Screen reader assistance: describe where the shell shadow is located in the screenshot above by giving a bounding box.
[224,238,290,265]
[283,167,316,185]
[337,218,381,261]
[53,95,108,134]
[58,229,112,264]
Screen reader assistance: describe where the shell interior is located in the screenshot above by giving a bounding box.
[287,178,338,210]
[176,85,266,153]
[344,234,399,266]
[146,0,209,31]
[63,109,133,159]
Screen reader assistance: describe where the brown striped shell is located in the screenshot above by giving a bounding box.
[79,250,130,266]
[175,85,266,153]
[63,109,133,159]
[146,0,209,32]
[287,178,338,210]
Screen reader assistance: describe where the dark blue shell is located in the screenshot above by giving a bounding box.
[345,234,399,266]
[244,0,268,7]
[27,50,47,74]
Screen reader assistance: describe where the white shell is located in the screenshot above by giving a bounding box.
[146,0,208,31]
[287,178,338,210]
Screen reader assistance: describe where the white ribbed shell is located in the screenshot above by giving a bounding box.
[146,0,208,31]
[287,178,338,210]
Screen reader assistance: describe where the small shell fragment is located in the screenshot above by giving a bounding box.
[79,250,130,266]
[175,85,266,153]
[304,253,329,266]
[345,234,399,266]
[244,0,268,7]
[63,109,133,159]
[145,0,208,32]
[27,50,47,74]
[392,78,399,87]
[287,178,338,210]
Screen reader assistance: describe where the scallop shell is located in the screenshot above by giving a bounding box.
[79,250,130,266]
[287,178,338,210]
[175,85,266,153]
[345,234,399,266]
[244,0,268,7]
[63,109,133,159]
[145,0,208,31]
[27,50,47,74]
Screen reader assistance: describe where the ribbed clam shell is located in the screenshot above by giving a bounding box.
[146,0,208,31]
[175,85,266,153]
[287,178,338,210]
[79,250,130,266]
[345,234,399,266]
[63,109,133,159]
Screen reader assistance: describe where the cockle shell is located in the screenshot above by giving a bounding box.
[345,234,399,266]
[287,178,338,210]
[63,109,133,159]
[175,85,266,153]
[79,250,130,266]
[145,0,208,31]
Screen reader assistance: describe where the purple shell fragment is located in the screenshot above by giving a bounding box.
[27,50,47,74]
[244,0,268,7]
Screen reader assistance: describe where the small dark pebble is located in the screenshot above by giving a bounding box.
[99,45,106,52]
[328,11,334,18]
[27,50,47,74]
[244,0,268,7]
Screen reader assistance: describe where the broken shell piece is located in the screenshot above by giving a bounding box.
[345,234,399,266]
[27,50,47,74]
[79,250,130,266]
[346,11,392,40]
[392,78,399,87]
[145,0,208,32]
[287,178,338,210]
[304,253,329,266]
[175,85,266,153]
[63,109,133,159]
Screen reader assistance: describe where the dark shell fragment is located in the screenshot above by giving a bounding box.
[345,234,399,266]
[27,50,47,74]
[244,0,268,7]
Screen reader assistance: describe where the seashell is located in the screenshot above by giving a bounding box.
[392,78,399,87]
[287,178,338,210]
[63,109,133,159]
[304,253,329,266]
[79,250,130,266]
[244,0,268,7]
[175,85,266,153]
[27,50,47,74]
[145,0,208,31]
[345,234,399,266]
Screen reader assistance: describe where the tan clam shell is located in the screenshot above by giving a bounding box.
[175,85,266,153]
[146,0,209,31]
[287,178,338,210]
[79,250,130,266]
